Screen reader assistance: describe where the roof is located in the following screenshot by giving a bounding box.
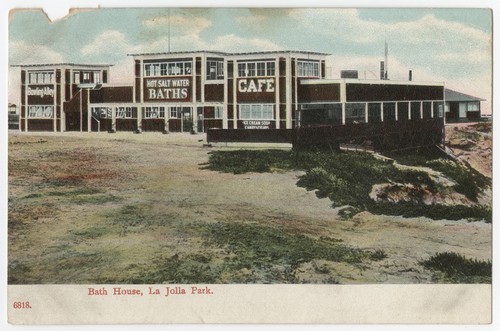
[301,78,444,87]
[445,88,485,102]
[128,50,228,57]
[128,50,330,57]
[10,63,113,68]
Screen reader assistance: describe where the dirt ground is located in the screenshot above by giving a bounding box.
[8,130,492,284]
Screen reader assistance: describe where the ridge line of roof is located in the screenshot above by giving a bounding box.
[127,50,330,56]
[10,63,113,68]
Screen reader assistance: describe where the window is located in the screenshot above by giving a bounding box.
[28,105,53,118]
[397,102,409,121]
[345,103,366,124]
[368,103,382,123]
[74,72,80,84]
[143,106,165,119]
[237,61,275,77]
[300,103,342,125]
[239,104,274,120]
[170,107,179,118]
[116,107,136,119]
[238,63,246,77]
[467,102,480,111]
[144,61,192,77]
[383,103,396,122]
[214,106,224,119]
[91,107,112,119]
[410,102,421,120]
[82,72,91,84]
[297,61,320,77]
[423,102,432,119]
[206,59,224,80]
[28,71,54,84]
[247,63,256,77]
[257,62,266,76]
[434,102,444,118]
[266,62,275,76]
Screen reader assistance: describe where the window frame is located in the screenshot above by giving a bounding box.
[144,61,193,77]
[297,60,320,78]
[28,71,54,85]
[116,106,136,119]
[206,59,224,80]
[238,104,274,120]
[237,61,276,77]
[143,106,166,119]
[28,105,54,118]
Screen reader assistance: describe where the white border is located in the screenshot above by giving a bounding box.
[2,1,497,330]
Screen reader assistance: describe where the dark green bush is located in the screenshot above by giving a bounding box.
[206,149,491,222]
[421,252,491,283]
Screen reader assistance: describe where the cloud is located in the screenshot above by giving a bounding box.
[235,14,267,26]
[290,9,490,47]
[143,15,211,35]
[9,40,64,64]
[81,30,139,57]
[209,34,282,52]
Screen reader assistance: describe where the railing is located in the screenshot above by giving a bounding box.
[207,119,444,152]
[92,116,101,132]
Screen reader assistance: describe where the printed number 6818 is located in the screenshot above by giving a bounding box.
[13,302,32,309]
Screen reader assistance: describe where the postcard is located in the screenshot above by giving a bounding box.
[5,3,493,325]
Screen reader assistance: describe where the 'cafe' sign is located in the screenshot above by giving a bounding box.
[238,78,275,93]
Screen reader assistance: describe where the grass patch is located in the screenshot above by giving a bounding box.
[206,149,490,222]
[205,149,297,174]
[8,261,32,284]
[69,194,122,205]
[70,227,110,239]
[133,222,375,284]
[371,202,491,222]
[105,204,178,235]
[369,249,388,261]
[420,252,491,283]
[50,188,104,196]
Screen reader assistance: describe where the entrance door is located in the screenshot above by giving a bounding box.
[197,107,204,132]
[65,112,80,131]
[459,102,467,118]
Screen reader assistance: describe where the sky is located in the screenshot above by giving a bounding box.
[8,6,493,113]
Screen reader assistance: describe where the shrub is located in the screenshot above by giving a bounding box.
[420,252,491,283]
[206,149,491,222]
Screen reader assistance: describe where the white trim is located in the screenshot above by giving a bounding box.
[300,79,445,87]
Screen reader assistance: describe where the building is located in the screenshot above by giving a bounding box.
[13,52,451,150]
[14,51,331,133]
[298,79,445,125]
[8,103,18,114]
[123,50,327,132]
[8,103,19,130]
[444,88,484,123]
[13,63,112,132]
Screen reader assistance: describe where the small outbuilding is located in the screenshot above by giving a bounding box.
[445,88,484,123]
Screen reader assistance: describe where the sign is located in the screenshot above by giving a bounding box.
[236,78,276,103]
[238,78,275,93]
[242,120,271,129]
[27,86,54,98]
[144,77,191,102]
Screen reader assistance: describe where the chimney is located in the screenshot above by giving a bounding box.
[380,61,385,80]
[409,70,413,81]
